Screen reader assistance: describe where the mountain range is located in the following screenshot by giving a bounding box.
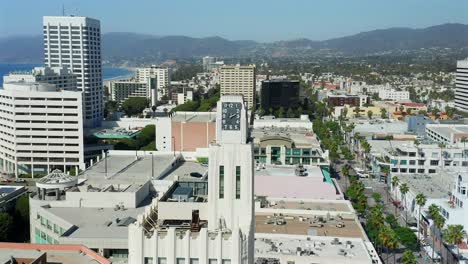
[1,23,468,64]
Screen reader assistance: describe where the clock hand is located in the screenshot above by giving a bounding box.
[229,114,236,118]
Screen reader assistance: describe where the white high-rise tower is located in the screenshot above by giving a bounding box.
[456,59,468,112]
[43,16,103,128]
[128,95,254,264]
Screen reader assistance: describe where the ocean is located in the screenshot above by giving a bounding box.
[0,63,133,84]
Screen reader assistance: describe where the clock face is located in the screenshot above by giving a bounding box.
[222,102,241,130]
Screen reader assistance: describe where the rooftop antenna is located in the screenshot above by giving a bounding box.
[62,4,65,16]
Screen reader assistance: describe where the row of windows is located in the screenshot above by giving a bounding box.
[391,168,436,174]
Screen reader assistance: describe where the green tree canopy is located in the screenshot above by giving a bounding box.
[122,97,149,117]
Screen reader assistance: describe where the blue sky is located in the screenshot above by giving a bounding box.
[1,0,467,42]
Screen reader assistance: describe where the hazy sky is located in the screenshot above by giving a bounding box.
[1,0,468,42]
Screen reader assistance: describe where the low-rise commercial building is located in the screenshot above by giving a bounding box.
[252,118,328,166]
[155,112,216,152]
[328,94,369,107]
[426,124,468,145]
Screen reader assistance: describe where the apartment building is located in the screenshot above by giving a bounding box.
[378,89,410,101]
[136,66,170,102]
[110,78,156,105]
[220,65,256,109]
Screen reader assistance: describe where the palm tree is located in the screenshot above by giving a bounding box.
[428,204,441,261]
[391,176,400,214]
[434,214,446,263]
[341,165,350,191]
[399,183,410,227]
[443,224,466,260]
[415,193,427,245]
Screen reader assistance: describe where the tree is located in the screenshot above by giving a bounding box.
[380,108,387,119]
[428,204,443,261]
[278,107,286,118]
[434,214,446,262]
[367,110,373,119]
[401,250,417,264]
[354,106,361,117]
[341,165,350,191]
[443,225,466,259]
[121,97,149,117]
[400,183,410,227]
[391,176,400,214]
[104,100,119,118]
[0,212,14,241]
[258,107,265,117]
[395,227,419,250]
[13,195,30,242]
[342,107,348,119]
[372,192,382,204]
[286,107,295,118]
[415,193,427,246]
[172,100,200,112]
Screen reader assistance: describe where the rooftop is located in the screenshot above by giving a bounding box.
[252,127,320,148]
[426,124,468,138]
[255,235,374,264]
[395,170,456,199]
[160,161,207,181]
[48,206,144,240]
[93,128,141,139]
[78,153,177,187]
[0,243,111,264]
[255,213,364,239]
[353,120,408,135]
[255,166,340,200]
[170,112,216,123]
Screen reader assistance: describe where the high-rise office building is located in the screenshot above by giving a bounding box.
[0,78,84,178]
[220,65,256,109]
[43,16,103,128]
[455,59,468,112]
[136,66,170,104]
[260,79,300,111]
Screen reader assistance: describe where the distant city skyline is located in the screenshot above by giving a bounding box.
[1,0,468,42]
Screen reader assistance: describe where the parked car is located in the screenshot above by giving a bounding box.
[190,172,203,178]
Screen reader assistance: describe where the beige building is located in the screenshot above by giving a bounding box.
[220,65,256,109]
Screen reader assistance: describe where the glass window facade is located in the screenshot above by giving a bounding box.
[219,166,224,199]
[236,166,241,199]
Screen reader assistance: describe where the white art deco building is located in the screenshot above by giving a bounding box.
[128,95,254,264]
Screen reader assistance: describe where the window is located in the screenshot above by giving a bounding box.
[409,168,416,173]
[144,258,153,264]
[219,166,224,199]
[409,160,416,165]
[158,258,167,264]
[176,259,185,264]
[429,169,436,174]
[190,259,199,264]
[430,160,439,166]
[236,166,241,199]
[209,260,217,264]
[222,260,231,264]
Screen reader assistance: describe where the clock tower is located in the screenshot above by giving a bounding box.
[208,95,254,263]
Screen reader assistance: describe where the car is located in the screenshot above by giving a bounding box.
[15,178,26,183]
[190,172,203,178]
